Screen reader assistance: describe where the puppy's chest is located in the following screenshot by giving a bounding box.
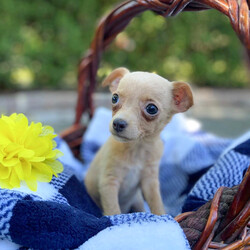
[118,146,155,192]
[121,163,142,188]
[119,154,146,192]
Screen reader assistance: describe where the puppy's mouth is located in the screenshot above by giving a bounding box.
[111,132,133,142]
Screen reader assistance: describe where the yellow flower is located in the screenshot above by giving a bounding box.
[0,113,63,191]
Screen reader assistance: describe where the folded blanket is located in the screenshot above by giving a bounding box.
[0,140,189,249]
[183,131,250,211]
[0,108,249,249]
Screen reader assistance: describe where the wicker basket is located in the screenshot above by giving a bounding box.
[175,167,250,249]
[60,0,250,249]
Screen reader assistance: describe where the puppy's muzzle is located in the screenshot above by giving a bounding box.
[113,118,127,133]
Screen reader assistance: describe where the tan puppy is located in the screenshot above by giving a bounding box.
[85,68,193,216]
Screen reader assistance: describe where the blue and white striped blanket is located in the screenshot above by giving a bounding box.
[0,108,249,249]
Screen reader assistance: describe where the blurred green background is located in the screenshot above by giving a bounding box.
[0,0,249,91]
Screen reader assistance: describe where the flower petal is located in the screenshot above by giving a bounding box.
[0,179,12,189]
[30,156,45,162]
[21,159,31,178]
[13,114,29,144]
[9,170,20,188]
[18,148,35,159]
[14,163,24,180]
[44,160,63,175]
[1,157,19,167]
[4,143,22,159]
[32,162,53,182]
[26,179,37,191]
[41,126,55,137]
[0,165,11,179]
[0,119,14,144]
[25,169,38,191]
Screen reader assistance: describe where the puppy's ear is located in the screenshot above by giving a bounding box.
[171,81,193,113]
[102,67,129,92]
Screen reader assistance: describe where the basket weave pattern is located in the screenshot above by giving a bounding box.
[176,167,250,249]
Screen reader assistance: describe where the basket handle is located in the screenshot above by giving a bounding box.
[75,0,250,125]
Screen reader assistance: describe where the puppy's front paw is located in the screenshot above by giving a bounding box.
[103,208,121,216]
[152,206,165,215]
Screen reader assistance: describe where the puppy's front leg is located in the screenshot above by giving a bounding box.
[141,167,165,215]
[99,178,121,215]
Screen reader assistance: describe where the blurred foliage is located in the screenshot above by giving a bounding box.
[0,0,249,90]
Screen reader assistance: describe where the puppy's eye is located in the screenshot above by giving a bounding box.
[112,93,119,104]
[146,104,158,115]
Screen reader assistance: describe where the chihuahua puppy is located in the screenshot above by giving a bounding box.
[85,68,193,215]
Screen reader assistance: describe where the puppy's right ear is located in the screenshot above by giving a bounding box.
[102,67,129,92]
[171,81,194,113]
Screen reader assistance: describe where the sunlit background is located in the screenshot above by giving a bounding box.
[0,0,249,136]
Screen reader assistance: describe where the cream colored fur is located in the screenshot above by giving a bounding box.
[85,68,193,215]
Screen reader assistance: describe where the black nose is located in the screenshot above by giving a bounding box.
[113,119,127,132]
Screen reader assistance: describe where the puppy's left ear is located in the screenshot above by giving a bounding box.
[171,81,194,113]
[102,67,130,92]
